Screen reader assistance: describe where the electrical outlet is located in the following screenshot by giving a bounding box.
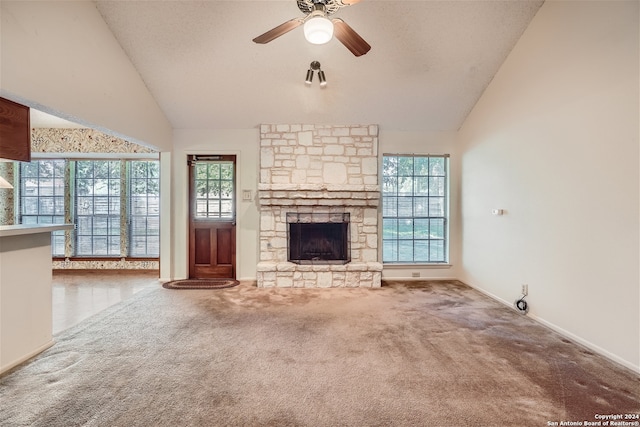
[521,284,528,296]
[411,272,420,278]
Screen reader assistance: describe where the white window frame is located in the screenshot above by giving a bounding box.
[16,157,160,259]
[382,154,449,264]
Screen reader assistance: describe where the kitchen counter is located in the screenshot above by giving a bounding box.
[0,224,73,374]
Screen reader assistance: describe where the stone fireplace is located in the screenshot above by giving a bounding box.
[257,124,382,288]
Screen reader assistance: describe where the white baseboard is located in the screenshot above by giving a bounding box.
[381,276,459,281]
[0,340,54,375]
[528,313,640,374]
[461,281,640,375]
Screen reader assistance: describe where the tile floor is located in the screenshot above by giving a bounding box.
[52,270,160,334]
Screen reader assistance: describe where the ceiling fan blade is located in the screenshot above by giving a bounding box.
[332,18,371,57]
[253,18,304,44]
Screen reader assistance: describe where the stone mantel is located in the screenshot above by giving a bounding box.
[258,183,380,207]
[258,184,380,192]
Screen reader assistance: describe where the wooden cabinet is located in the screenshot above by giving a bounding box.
[0,97,30,162]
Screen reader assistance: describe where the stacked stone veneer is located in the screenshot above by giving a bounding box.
[257,124,382,288]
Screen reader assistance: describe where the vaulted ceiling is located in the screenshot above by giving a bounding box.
[35,0,545,131]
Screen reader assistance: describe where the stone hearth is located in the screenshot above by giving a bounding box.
[257,124,382,288]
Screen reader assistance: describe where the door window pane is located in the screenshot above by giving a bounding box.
[193,160,235,220]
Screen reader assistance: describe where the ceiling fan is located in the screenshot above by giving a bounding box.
[252,0,371,57]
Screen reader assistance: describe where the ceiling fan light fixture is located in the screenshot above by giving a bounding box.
[304,15,334,44]
[252,1,370,57]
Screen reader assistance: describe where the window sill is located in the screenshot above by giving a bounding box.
[53,257,159,262]
[383,263,452,269]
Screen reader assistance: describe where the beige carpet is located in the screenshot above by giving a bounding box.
[1,280,638,426]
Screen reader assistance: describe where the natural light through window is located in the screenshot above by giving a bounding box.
[193,161,235,220]
[19,160,66,256]
[382,154,449,263]
[18,159,160,258]
[75,160,121,256]
[128,161,160,257]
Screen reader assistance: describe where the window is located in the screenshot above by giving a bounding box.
[17,158,160,258]
[19,160,66,256]
[382,154,448,263]
[129,161,160,257]
[193,161,234,219]
[75,160,121,256]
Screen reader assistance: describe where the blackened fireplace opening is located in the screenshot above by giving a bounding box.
[287,213,350,265]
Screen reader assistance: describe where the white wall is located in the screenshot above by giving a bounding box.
[458,0,639,371]
[159,152,173,280]
[172,127,460,282]
[171,129,260,281]
[0,1,172,151]
[171,128,460,282]
[379,130,461,280]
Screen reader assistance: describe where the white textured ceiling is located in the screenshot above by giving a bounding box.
[36,1,545,131]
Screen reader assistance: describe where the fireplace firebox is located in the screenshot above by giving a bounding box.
[287,213,350,265]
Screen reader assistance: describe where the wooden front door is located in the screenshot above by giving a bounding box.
[188,155,236,279]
